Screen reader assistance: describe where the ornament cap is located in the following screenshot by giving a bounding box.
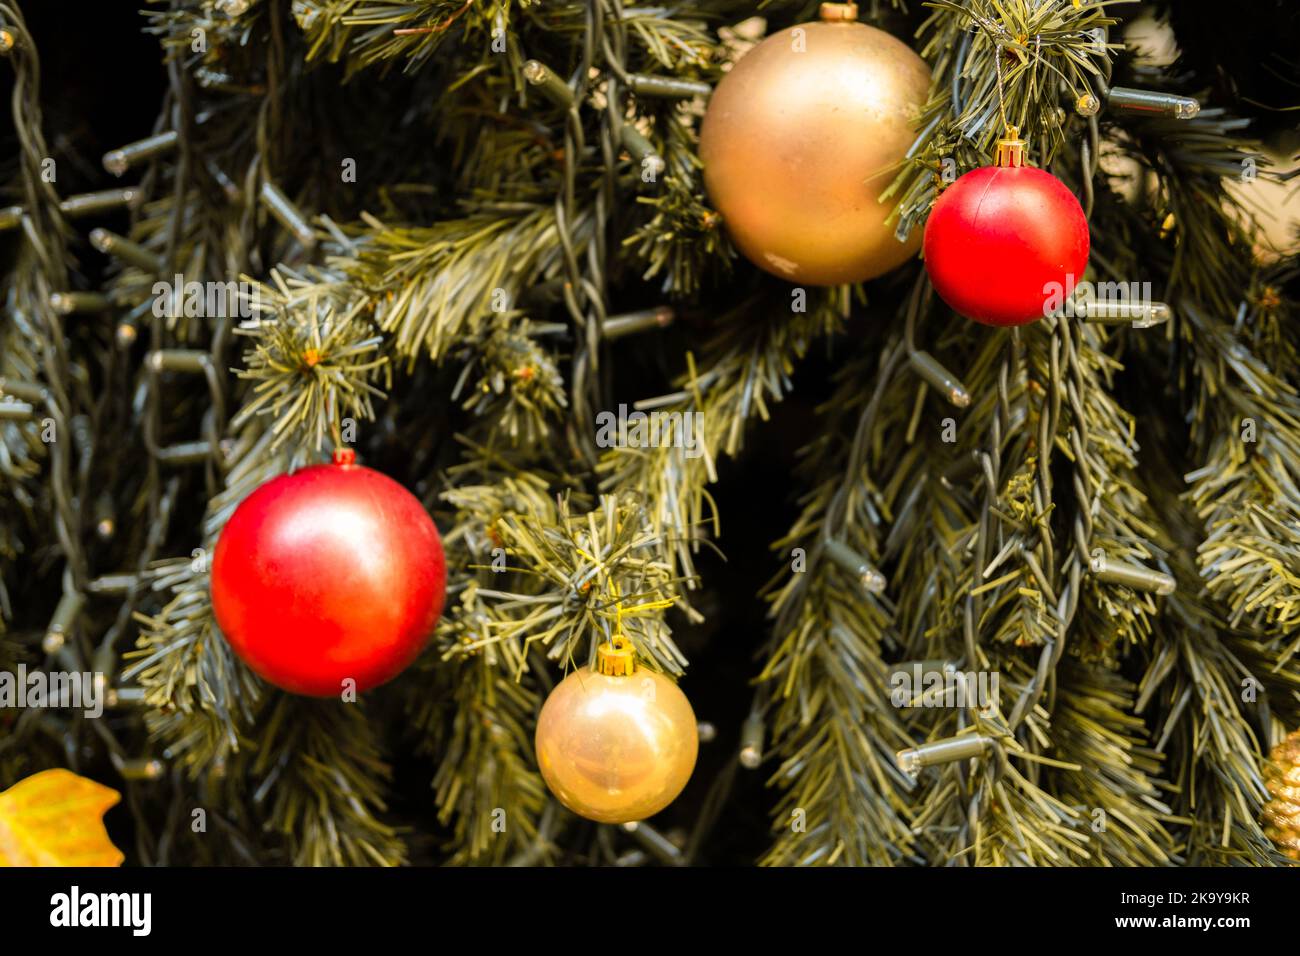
[332,447,357,467]
[995,126,1027,168]
[818,2,858,21]
[596,636,637,676]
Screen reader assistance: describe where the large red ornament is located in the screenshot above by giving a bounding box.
[210,449,446,697]
[923,131,1090,326]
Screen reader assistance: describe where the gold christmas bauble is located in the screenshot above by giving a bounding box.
[1262,728,1300,861]
[699,5,931,285]
[535,638,698,824]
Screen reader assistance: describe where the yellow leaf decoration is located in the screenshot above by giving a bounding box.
[0,769,124,867]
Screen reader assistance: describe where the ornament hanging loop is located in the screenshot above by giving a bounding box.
[993,40,1009,133]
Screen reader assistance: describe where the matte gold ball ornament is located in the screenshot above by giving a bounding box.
[535,637,698,824]
[699,3,932,285]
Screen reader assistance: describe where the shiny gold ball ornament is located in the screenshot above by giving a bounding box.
[698,3,932,285]
[535,638,698,824]
[1262,728,1300,860]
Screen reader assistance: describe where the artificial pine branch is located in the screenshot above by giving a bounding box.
[759,338,917,866]
[237,695,407,866]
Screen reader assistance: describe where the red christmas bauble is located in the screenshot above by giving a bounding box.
[210,449,446,697]
[923,162,1089,326]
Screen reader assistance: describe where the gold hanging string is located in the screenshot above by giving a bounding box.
[994,38,1010,137]
[572,548,676,645]
[1026,33,1042,138]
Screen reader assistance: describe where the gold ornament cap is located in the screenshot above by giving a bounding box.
[819,2,858,21]
[596,636,636,676]
[996,126,1027,168]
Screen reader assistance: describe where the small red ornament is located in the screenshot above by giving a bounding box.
[923,128,1090,327]
[211,449,446,697]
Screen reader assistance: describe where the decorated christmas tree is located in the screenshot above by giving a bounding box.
[2,0,1299,869]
